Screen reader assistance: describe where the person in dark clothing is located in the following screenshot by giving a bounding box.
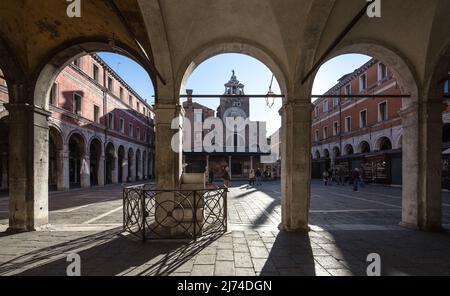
[352,168,361,191]
[209,169,214,184]
[255,168,262,185]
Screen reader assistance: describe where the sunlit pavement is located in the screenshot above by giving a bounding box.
[0,181,449,276]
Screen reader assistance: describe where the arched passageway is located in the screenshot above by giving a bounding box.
[359,141,371,154]
[118,146,126,183]
[48,127,64,191]
[89,139,102,187]
[127,148,135,183]
[376,137,393,152]
[68,133,86,189]
[105,143,116,185]
[136,150,141,181]
[0,117,8,192]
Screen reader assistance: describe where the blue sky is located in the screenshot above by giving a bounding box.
[98,52,371,135]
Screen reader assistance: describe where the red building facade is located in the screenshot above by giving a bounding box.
[312,58,450,185]
[0,54,155,191]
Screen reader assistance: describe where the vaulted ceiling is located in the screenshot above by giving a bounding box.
[0,0,449,102]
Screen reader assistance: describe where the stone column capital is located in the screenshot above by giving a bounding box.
[399,100,447,120]
[279,101,314,116]
[4,103,52,118]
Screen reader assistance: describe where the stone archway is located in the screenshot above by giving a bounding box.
[344,144,354,156]
[375,137,393,152]
[89,138,103,187]
[105,143,117,185]
[178,41,289,102]
[68,132,87,189]
[127,148,135,183]
[136,149,142,181]
[0,116,8,192]
[48,126,64,191]
[358,141,371,154]
[118,146,126,183]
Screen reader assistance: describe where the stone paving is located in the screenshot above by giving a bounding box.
[0,180,450,276]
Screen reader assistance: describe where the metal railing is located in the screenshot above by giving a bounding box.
[123,184,228,241]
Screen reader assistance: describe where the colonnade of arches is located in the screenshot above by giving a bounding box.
[46,126,154,191]
[0,1,449,234]
[314,136,397,160]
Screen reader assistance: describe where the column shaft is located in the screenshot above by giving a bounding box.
[400,100,444,231]
[6,103,51,231]
[280,101,312,232]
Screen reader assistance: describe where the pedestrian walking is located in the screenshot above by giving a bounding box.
[352,168,361,191]
[209,169,214,184]
[323,170,329,186]
[222,166,231,189]
[249,169,256,186]
[255,168,262,185]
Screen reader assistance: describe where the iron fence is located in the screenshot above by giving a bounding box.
[123,184,228,241]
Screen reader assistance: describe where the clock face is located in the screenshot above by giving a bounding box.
[223,107,247,131]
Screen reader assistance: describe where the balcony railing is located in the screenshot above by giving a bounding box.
[123,184,228,242]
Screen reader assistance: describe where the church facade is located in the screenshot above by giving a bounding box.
[183,72,270,180]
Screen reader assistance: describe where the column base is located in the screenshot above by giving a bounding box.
[278,223,310,233]
[399,221,443,232]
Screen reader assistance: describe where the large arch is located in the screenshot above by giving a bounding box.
[33,41,157,110]
[178,40,289,101]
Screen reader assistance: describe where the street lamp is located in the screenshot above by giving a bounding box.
[266,74,275,108]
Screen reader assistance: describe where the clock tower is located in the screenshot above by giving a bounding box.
[217,70,249,122]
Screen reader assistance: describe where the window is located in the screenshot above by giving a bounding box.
[137,127,140,139]
[315,130,319,141]
[378,101,388,122]
[143,107,146,116]
[73,58,81,68]
[136,102,140,112]
[49,83,58,106]
[345,117,352,133]
[444,79,449,94]
[359,73,367,91]
[119,87,124,100]
[94,105,100,123]
[144,132,147,142]
[108,113,114,129]
[378,63,388,81]
[333,122,339,136]
[344,84,352,100]
[93,64,99,82]
[323,100,329,113]
[323,127,328,139]
[314,106,319,118]
[129,123,133,137]
[333,97,340,108]
[129,96,133,107]
[73,93,82,115]
[194,110,203,123]
[120,118,125,133]
[107,77,113,92]
[360,110,367,128]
